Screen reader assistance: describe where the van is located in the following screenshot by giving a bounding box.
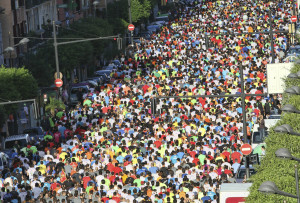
[2,134,31,158]
[252,117,280,153]
[219,183,252,203]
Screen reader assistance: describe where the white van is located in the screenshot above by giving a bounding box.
[252,117,281,151]
[220,183,252,203]
[1,134,31,169]
[3,134,31,150]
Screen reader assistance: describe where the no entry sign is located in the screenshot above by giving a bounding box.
[291,15,297,23]
[55,79,63,87]
[241,144,252,156]
[128,24,135,31]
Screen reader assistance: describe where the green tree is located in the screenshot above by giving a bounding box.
[107,0,152,23]
[56,34,94,75]
[247,64,300,202]
[0,66,38,128]
[25,47,54,87]
[45,97,66,116]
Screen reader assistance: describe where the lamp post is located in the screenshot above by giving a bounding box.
[4,47,14,67]
[93,0,100,18]
[287,71,300,79]
[281,104,300,114]
[274,124,300,136]
[258,181,299,200]
[285,86,300,95]
[258,149,300,203]
[3,37,29,67]
[275,148,300,162]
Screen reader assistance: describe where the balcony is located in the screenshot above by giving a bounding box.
[25,0,51,9]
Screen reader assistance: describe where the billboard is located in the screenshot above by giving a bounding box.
[267,63,294,94]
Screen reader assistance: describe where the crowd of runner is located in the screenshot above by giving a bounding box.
[0,0,290,202]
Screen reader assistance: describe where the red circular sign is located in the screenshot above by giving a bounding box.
[291,15,297,22]
[54,79,63,87]
[128,24,135,31]
[241,144,252,156]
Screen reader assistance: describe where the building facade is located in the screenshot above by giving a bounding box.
[0,0,95,66]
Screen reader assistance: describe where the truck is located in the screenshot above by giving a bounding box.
[219,183,252,203]
[251,117,281,152]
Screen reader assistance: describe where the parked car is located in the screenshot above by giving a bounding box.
[23,127,44,141]
[147,26,157,34]
[154,21,166,26]
[155,14,169,22]
[139,31,151,40]
[112,60,121,67]
[94,69,112,76]
[94,70,112,83]
[70,85,89,105]
[147,24,160,32]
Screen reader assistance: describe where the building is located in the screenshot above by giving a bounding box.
[25,0,58,34]
[0,23,4,65]
[0,0,107,67]
[0,0,27,66]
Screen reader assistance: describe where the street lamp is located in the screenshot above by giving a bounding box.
[18,38,29,45]
[274,124,300,136]
[288,71,300,79]
[93,0,100,18]
[281,104,300,114]
[285,86,300,95]
[258,181,298,199]
[4,47,14,67]
[275,148,300,162]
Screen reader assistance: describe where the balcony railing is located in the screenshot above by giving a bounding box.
[25,0,51,9]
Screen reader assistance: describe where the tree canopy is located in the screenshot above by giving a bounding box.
[107,0,152,23]
[25,17,125,87]
[247,64,300,202]
[0,66,38,128]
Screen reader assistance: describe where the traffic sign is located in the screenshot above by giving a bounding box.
[241,144,252,156]
[54,72,63,79]
[128,24,135,31]
[54,79,63,87]
[291,15,297,23]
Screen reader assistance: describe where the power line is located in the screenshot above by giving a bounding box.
[12,36,87,40]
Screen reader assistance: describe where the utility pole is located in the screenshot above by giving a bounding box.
[240,64,250,179]
[269,9,275,63]
[128,0,133,45]
[53,21,60,81]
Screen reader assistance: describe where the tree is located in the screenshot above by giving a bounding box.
[0,66,38,128]
[247,64,300,202]
[45,97,66,116]
[107,0,152,23]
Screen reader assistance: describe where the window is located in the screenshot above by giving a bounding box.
[5,139,28,149]
[11,0,16,10]
[15,0,19,9]
[19,0,24,7]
